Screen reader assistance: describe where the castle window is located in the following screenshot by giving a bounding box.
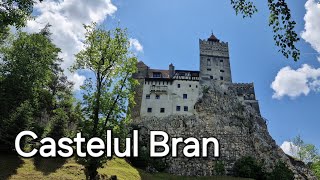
[184,106,188,111]
[196,85,198,88]
[176,106,181,111]
[153,72,162,78]
[160,108,165,113]
[147,108,152,113]
[146,94,150,99]
[183,94,188,99]
[220,76,224,80]
[156,94,160,99]
[177,84,181,88]
[220,59,223,63]
[220,70,224,73]
[207,59,211,66]
[210,76,213,79]
[207,68,211,71]
[189,85,191,87]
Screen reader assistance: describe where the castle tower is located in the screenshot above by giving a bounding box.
[199,34,232,83]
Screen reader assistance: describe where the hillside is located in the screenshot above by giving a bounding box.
[0,153,252,180]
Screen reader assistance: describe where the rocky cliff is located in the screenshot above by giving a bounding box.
[132,81,316,179]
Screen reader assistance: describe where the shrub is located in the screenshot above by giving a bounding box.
[311,161,320,179]
[233,156,265,180]
[215,161,225,175]
[267,161,294,180]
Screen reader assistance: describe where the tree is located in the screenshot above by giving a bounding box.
[0,26,79,150]
[231,0,300,61]
[290,135,320,164]
[0,0,43,28]
[0,0,43,44]
[71,23,138,179]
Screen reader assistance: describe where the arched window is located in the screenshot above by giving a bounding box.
[207,59,211,66]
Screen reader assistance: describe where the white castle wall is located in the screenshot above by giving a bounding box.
[140,80,199,117]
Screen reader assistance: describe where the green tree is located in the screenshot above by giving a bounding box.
[0,0,43,44]
[231,0,300,61]
[290,135,320,163]
[0,26,79,151]
[71,23,138,179]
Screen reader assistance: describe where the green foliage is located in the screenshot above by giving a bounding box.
[268,0,300,61]
[215,161,226,175]
[46,109,68,141]
[0,0,42,29]
[267,161,294,180]
[290,135,320,163]
[231,0,258,18]
[230,0,300,61]
[311,161,320,179]
[233,156,265,179]
[72,23,138,179]
[0,27,79,151]
[1,101,34,150]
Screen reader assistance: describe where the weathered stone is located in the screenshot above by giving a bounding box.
[132,82,317,179]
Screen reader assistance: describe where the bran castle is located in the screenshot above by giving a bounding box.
[130,34,316,179]
[132,34,260,119]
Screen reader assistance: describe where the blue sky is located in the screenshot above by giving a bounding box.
[26,0,320,152]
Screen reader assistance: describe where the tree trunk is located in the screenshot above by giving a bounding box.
[92,71,102,136]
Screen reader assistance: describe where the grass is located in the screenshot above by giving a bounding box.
[0,153,252,180]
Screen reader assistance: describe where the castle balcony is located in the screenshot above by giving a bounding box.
[150,85,168,93]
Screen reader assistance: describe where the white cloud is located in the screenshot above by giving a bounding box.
[280,141,300,157]
[301,0,320,54]
[71,73,86,91]
[24,0,117,91]
[271,64,320,99]
[129,38,143,52]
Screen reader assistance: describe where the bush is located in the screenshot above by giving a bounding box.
[267,161,294,180]
[233,156,265,180]
[215,161,225,175]
[311,161,320,179]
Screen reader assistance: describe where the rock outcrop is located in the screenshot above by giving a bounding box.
[132,82,317,179]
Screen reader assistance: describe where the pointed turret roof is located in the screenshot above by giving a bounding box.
[208,33,220,42]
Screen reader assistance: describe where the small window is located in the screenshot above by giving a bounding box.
[207,59,211,66]
[210,76,213,79]
[183,94,187,99]
[147,108,152,113]
[153,72,162,78]
[156,94,160,99]
[220,76,224,80]
[176,106,181,111]
[146,94,150,99]
[184,106,188,111]
[220,59,223,63]
[160,108,165,113]
[220,70,224,73]
[177,84,181,88]
[196,85,198,88]
[189,85,191,87]
[207,68,211,71]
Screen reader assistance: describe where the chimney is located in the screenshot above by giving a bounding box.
[169,63,175,78]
